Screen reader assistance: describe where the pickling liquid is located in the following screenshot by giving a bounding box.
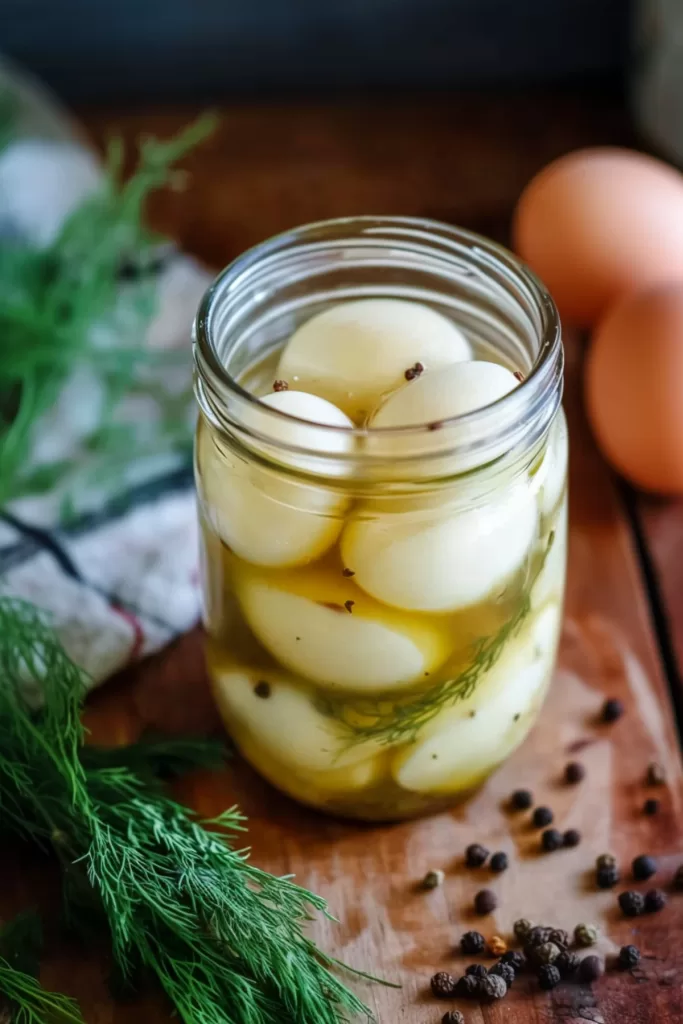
[196,325,567,821]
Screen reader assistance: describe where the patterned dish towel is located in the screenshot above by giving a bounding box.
[0,58,212,685]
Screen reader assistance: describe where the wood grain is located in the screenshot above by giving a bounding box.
[13,91,683,1023]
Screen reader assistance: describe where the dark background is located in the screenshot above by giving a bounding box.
[2,0,631,104]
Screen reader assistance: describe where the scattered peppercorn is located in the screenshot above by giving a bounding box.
[597,853,617,870]
[465,843,490,868]
[643,798,660,816]
[480,974,507,1001]
[254,681,271,699]
[645,889,667,913]
[674,865,683,891]
[474,890,497,915]
[272,379,289,391]
[618,945,641,970]
[538,964,561,990]
[602,697,624,723]
[341,567,355,578]
[488,935,507,957]
[647,761,666,786]
[542,828,564,852]
[460,931,486,956]
[421,869,444,890]
[556,950,580,977]
[596,864,620,889]
[579,956,603,984]
[619,890,645,917]
[535,942,561,966]
[574,923,599,948]
[633,854,658,881]
[548,929,569,950]
[513,918,533,942]
[533,806,554,828]
[404,361,425,381]
[430,972,457,998]
[511,789,533,811]
[564,829,582,849]
[442,1012,465,1024]
[501,950,527,973]
[490,852,509,873]
[565,761,586,784]
[454,975,479,999]
[490,962,515,987]
[465,964,488,979]
[527,926,552,948]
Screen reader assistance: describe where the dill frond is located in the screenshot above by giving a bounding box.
[0,911,85,1024]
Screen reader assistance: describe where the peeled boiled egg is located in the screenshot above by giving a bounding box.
[393,603,560,793]
[585,283,683,494]
[211,663,380,773]
[196,390,353,567]
[234,560,452,692]
[513,148,683,326]
[277,298,471,422]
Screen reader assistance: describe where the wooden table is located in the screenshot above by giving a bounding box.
[32,88,683,1023]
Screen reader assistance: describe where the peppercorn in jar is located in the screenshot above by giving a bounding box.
[193,217,566,821]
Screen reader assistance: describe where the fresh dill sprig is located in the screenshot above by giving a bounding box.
[0,911,85,1024]
[0,596,377,1024]
[324,531,555,746]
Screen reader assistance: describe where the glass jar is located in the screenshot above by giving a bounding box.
[193,217,566,822]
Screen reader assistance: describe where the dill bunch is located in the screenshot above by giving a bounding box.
[0,912,85,1023]
[0,597,375,1024]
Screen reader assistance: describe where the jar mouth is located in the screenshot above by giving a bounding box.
[194,216,562,482]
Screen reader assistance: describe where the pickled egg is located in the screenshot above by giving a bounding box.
[196,390,353,567]
[393,603,560,793]
[513,147,683,326]
[277,298,471,422]
[535,413,569,517]
[211,663,380,773]
[585,283,683,494]
[234,560,452,692]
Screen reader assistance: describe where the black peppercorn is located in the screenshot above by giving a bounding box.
[490,851,509,873]
[647,761,666,786]
[618,945,641,970]
[574,923,598,948]
[430,972,457,998]
[533,806,554,828]
[465,843,490,868]
[490,962,515,987]
[254,680,271,699]
[537,964,561,990]
[474,889,497,915]
[527,925,552,948]
[272,379,289,392]
[645,888,667,913]
[501,950,527,974]
[579,956,603,984]
[565,761,585,784]
[454,974,479,999]
[619,890,645,917]
[596,853,617,870]
[596,864,620,889]
[675,864,683,891]
[442,1012,465,1024]
[511,789,533,810]
[602,697,624,723]
[556,950,580,977]
[564,829,582,849]
[464,964,487,979]
[548,929,569,950]
[513,918,533,942]
[480,974,507,1001]
[536,942,561,966]
[633,854,658,881]
[643,798,660,816]
[460,931,486,955]
[542,828,564,852]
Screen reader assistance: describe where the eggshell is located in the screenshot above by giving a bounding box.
[585,283,683,495]
[277,298,471,422]
[393,603,560,793]
[234,560,452,693]
[196,390,353,567]
[513,148,683,326]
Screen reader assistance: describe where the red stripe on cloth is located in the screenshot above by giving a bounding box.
[111,604,145,663]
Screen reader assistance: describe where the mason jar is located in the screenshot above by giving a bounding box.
[193,217,566,822]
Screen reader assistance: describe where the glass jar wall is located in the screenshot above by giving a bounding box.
[193,217,565,821]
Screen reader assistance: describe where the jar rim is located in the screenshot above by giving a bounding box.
[194,215,562,480]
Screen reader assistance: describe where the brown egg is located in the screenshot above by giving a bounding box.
[585,284,683,494]
[513,148,683,326]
